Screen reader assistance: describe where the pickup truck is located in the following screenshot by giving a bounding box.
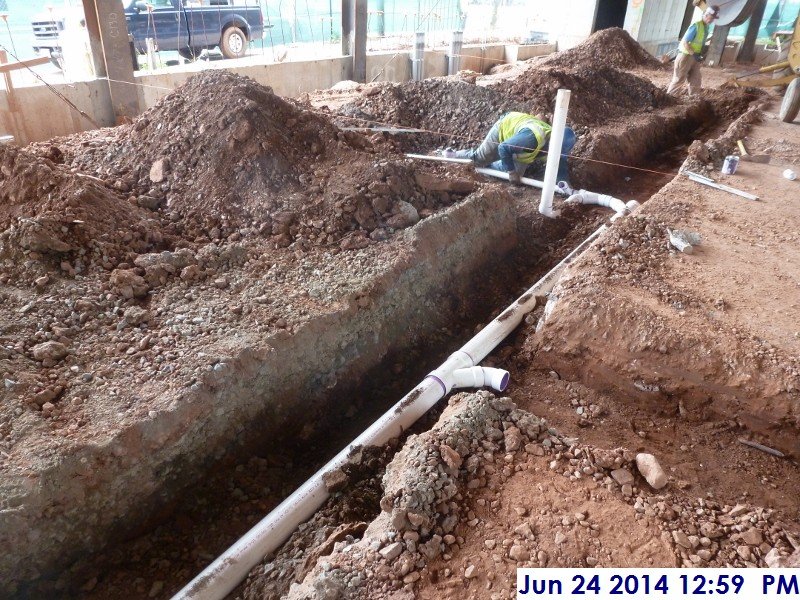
[126,0,265,60]
[32,0,265,67]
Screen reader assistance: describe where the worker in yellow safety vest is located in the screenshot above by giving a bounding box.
[667,5,720,96]
[444,112,576,184]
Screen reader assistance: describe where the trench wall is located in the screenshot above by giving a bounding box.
[0,190,519,594]
[0,43,555,145]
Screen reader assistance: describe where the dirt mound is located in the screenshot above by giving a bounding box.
[331,78,528,148]
[500,64,674,125]
[0,144,160,273]
[539,27,664,71]
[44,71,475,250]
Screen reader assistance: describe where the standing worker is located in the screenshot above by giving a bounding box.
[443,112,576,184]
[667,5,720,96]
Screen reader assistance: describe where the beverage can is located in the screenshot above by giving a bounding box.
[721,155,739,175]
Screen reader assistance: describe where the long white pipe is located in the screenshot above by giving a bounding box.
[539,89,571,218]
[172,224,608,600]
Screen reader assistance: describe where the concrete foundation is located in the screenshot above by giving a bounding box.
[0,190,519,595]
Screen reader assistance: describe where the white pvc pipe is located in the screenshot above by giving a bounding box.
[539,88,571,218]
[566,191,642,222]
[172,224,608,600]
[475,167,545,190]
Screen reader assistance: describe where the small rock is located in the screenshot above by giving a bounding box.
[380,542,403,561]
[439,443,462,470]
[729,504,749,517]
[509,545,530,562]
[741,528,763,546]
[672,530,692,549]
[322,468,348,493]
[31,341,68,363]
[149,158,169,183]
[736,545,752,561]
[610,468,634,486]
[504,426,523,452]
[554,532,566,545]
[464,565,479,579]
[635,453,668,489]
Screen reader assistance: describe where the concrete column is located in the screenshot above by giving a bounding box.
[412,31,425,81]
[80,0,107,77]
[88,0,139,122]
[737,0,767,63]
[705,24,730,67]
[353,0,367,82]
[448,30,463,75]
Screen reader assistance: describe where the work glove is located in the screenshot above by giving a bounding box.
[508,170,522,185]
[693,53,704,62]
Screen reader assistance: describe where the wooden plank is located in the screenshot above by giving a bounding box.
[0,56,50,73]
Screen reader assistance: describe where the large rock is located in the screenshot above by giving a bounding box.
[635,453,668,489]
[386,201,419,229]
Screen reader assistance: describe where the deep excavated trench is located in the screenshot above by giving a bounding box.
[17,90,759,600]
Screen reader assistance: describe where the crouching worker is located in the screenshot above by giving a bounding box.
[445,112,576,184]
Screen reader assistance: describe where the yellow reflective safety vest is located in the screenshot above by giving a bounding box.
[680,20,707,55]
[498,112,552,164]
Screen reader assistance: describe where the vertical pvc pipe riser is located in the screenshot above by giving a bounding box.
[412,31,425,81]
[448,30,463,75]
[539,88,571,218]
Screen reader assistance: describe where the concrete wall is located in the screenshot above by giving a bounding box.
[505,43,558,64]
[137,56,352,109]
[0,79,115,145]
[552,0,600,50]
[2,42,555,145]
[625,0,687,57]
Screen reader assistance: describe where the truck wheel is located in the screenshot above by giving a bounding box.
[780,78,800,123]
[220,26,247,59]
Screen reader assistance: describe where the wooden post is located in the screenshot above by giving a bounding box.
[81,0,107,77]
[705,24,730,67]
[87,0,139,122]
[737,0,767,63]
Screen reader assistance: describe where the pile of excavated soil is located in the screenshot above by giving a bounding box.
[327,79,527,148]
[34,71,477,252]
[498,64,674,126]
[245,392,799,600]
[538,28,664,71]
[0,144,165,277]
[324,65,673,155]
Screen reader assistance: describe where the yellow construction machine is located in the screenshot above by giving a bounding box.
[732,15,800,122]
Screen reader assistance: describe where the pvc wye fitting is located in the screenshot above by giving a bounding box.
[451,367,509,392]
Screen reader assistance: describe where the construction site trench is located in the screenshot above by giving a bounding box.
[2,29,797,600]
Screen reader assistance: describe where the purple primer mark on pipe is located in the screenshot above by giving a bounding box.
[425,374,448,395]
